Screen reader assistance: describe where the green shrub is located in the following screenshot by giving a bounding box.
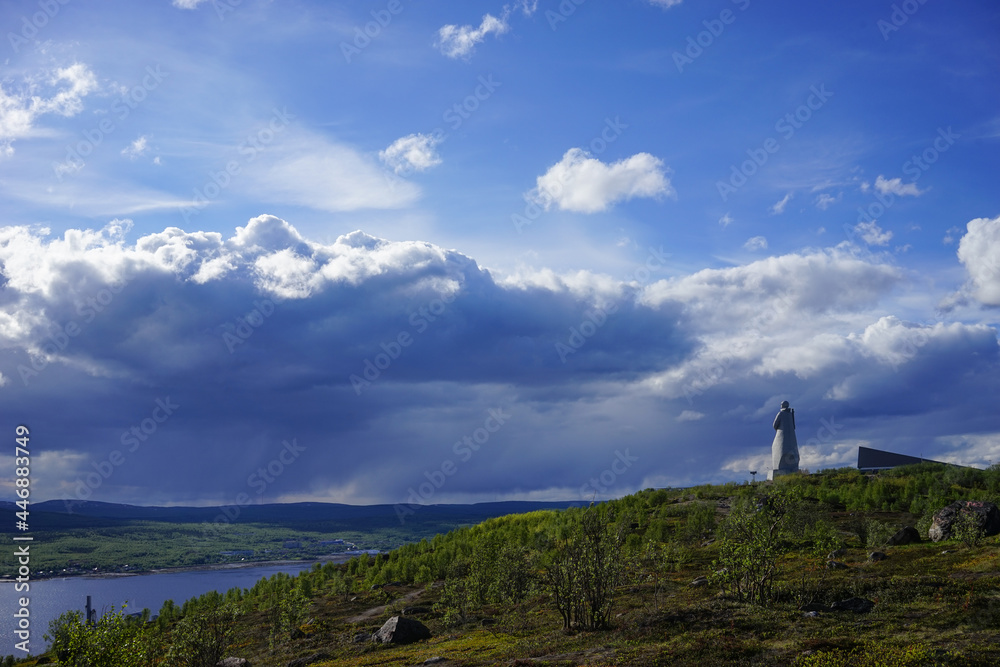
[163,601,241,667]
[865,519,896,550]
[952,510,986,548]
[44,605,153,667]
[712,489,791,605]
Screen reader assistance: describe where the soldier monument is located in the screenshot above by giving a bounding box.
[768,400,799,480]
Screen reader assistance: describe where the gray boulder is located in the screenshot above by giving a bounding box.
[372,615,432,645]
[830,597,874,613]
[928,501,1000,542]
[286,653,329,667]
[887,526,920,546]
[868,551,888,562]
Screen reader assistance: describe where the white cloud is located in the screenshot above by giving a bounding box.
[875,175,924,197]
[0,63,97,156]
[815,193,839,210]
[637,248,909,397]
[527,148,673,214]
[379,133,443,175]
[935,433,1000,469]
[514,0,539,14]
[641,248,903,325]
[121,136,149,160]
[172,0,208,8]
[719,212,734,227]
[436,13,510,59]
[435,2,538,59]
[770,193,792,215]
[648,0,684,7]
[957,215,1000,306]
[743,236,768,251]
[854,220,893,246]
[677,410,704,422]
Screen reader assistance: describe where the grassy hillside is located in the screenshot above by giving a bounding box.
[13,464,1000,666]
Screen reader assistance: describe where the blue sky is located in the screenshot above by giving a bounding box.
[1,0,999,507]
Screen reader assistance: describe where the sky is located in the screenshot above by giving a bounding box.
[1,0,999,509]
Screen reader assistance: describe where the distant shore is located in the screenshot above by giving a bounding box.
[0,552,373,583]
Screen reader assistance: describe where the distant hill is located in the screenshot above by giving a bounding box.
[0,499,584,533]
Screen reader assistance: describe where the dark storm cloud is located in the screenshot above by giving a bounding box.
[1,215,997,505]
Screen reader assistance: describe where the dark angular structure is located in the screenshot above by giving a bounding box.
[856,446,954,472]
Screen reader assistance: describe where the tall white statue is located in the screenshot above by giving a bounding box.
[768,400,799,479]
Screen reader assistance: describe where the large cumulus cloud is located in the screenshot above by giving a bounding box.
[1,216,997,506]
[958,215,1000,307]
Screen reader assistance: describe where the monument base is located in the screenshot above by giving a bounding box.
[768,469,799,481]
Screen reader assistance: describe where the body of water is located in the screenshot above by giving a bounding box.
[0,559,344,657]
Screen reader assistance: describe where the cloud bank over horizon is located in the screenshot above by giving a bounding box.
[2,215,998,507]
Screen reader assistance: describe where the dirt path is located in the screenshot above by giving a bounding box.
[347,588,424,624]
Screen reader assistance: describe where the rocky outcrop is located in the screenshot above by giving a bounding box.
[372,615,432,645]
[928,501,1000,542]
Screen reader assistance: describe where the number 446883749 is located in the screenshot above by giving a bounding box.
[15,425,30,523]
